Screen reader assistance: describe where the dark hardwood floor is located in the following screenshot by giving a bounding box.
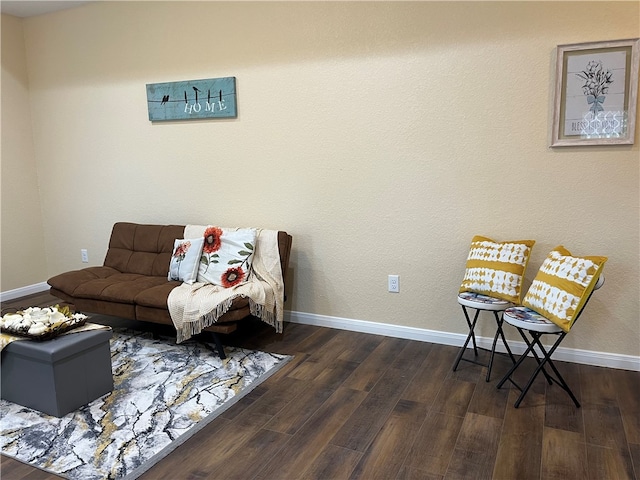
[1,292,639,479]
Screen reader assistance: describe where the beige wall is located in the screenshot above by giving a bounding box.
[1,14,48,290]
[1,2,638,357]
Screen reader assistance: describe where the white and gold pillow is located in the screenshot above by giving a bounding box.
[522,246,607,332]
[459,236,535,304]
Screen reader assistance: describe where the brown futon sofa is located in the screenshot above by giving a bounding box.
[48,222,292,357]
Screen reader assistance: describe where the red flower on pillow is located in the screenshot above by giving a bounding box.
[171,241,192,280]
[173,241,191,259]
[203,227,223,253]
[221,267,245,288]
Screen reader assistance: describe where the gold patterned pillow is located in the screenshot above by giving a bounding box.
[522,246,607,332]
[459,236,535,304]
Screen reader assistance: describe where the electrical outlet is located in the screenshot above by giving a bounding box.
[388,275,399,293]
[81,249,89,263]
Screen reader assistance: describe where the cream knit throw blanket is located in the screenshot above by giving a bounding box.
[168,225,285,343]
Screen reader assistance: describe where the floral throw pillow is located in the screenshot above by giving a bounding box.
[168,237,205,284]
[197,227,257,287]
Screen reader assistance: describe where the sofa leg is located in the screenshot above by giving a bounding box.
[151,325,163,340]
[210,332,226,360]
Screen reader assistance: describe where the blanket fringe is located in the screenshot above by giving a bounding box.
[175,296,283,343]
[176,297,236,343]
[249,300,282,334]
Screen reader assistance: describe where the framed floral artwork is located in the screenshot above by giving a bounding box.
[551,38,639,147]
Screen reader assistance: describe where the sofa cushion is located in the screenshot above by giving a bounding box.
[134,283,180,309]
[135,284,250,313]
[71,274,172,304]
[71,298,137,320]
[104,223,185,276]
[48,266,121,297]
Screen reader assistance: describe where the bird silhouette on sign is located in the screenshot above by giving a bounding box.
[161,95,170,105]
[192,86,202,103]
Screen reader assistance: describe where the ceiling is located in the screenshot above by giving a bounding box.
[1,1,93,18]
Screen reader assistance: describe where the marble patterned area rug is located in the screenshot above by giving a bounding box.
[0,328,291,480]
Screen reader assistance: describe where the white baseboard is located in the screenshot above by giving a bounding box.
[2,283,637,372]
[0,282,50,303]
[286,310,640,372]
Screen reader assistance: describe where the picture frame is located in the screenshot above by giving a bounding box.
[146,77,237,122]
[551,38,640,147]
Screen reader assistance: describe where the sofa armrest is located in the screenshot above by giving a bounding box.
[277,231,293,296]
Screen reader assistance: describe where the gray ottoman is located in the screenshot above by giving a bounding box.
[1,329,113,417]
